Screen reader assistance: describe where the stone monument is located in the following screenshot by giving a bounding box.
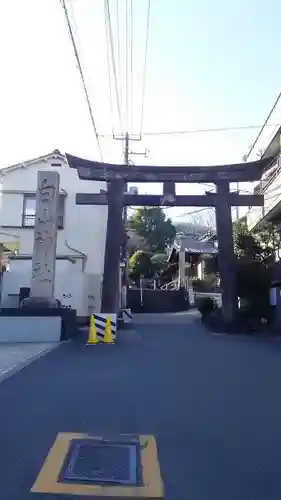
[21,170,60,308]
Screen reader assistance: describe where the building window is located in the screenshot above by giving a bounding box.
[22,194,64,228]
[22,195,36,227]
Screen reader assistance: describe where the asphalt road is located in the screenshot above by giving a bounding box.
[1,315,281,499]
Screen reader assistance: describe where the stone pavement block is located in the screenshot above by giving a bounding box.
[0,342,60,383]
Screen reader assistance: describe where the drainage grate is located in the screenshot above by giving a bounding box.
[61,439,141,486]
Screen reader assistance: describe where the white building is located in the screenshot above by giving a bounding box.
[246,94,281,231]
[0,150,107,318]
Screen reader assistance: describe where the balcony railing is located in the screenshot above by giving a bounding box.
[22,214,64,228]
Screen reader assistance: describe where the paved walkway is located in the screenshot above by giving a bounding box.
[0,342,60,384]
[1,313,281,499]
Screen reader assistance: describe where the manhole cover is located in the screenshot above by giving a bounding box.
[60,438,141,486]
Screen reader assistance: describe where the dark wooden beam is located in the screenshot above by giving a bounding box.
[163,181,176,196]
[66,153,273,183]
[76,192,264,207]
[101,180,125,313]
[162,181,176,204]
[215,180,237,323]
[228,194,264,206]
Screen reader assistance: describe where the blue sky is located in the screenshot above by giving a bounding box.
[1,0,281,220]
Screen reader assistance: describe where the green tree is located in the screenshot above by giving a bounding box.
[128,250,154,281]
[127,207,176,253]
[233,220,279,265]
[150,253,168,274]
[233,221,279,324]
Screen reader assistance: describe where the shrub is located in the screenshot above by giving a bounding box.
[191,274,219,292]
[151,253,168,274]
[235,260,271,322]
[196,296,217,316]
[190,278,205,292]
[128,250,154,281]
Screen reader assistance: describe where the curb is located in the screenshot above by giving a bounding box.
[0,342,63,385]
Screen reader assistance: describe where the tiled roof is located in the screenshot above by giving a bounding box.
[1,149,66,173]
[174,236,217,254]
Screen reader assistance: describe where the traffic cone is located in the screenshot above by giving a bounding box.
[86,315,98,345]
[103,316,114,344]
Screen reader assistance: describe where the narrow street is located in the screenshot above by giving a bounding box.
[0,313,281,499]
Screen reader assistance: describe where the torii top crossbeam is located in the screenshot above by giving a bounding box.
[66,154,273,183]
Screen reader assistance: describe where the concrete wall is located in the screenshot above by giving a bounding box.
[128,288,189,313]
[0,316,62,342]
[1,257,102,317]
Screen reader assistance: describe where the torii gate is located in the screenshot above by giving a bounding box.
[66,153,271,324]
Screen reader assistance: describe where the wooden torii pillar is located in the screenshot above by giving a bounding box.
[66,154,270,324]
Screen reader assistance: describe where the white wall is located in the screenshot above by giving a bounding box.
[1,258,102,316]
[0,193,23,226]
[0,155,107,276]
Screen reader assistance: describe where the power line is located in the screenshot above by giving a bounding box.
[124,0,134,133]
[264,192,281,201]
[115,0,121,104]
[104,0,115,136]
[104,0,123,133]
[68,0,80,41]
[173,207,214,218]
[100,122,280,139]
[245,91,281,160]
[139,0,151,137]
[130,0,134,133]
[60,0,103,161]
[141,123,280,137]
[125,0,129,130]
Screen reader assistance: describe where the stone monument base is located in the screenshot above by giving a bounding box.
[20,297,60,308]
[0,308,77,342]
[0,316,62,342]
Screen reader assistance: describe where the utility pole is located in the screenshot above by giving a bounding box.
[124,131,129,165]
[113,132,146,309]
[123,131,129,232]
[121,132,129,310]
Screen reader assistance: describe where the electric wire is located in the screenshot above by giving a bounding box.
[104,0,123,133]
[130,0,134,134]
[68,0,80,41]
[125,0,129,131]
[139,0,151,138]
[142,123,280,137]
[245,92,281,160]
[104,1,115,135]
[100,122,280,138]
[60,0,103,161]
[115,0,121,108]
[173,207,214,218]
